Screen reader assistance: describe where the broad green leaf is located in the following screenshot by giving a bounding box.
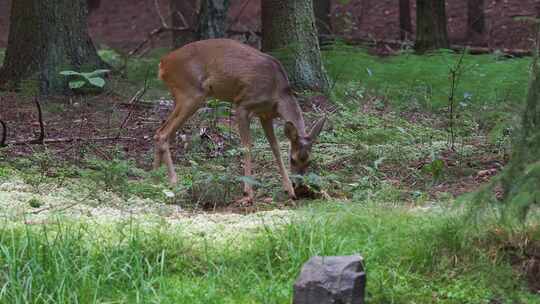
[69,80,86,89]
[87,69,111,77]
[88,77,105,88]
[60,70,82,76]
[306,173,322,186]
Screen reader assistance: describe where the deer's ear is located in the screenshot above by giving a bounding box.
[309,117,326,141]
[284,121,300,145]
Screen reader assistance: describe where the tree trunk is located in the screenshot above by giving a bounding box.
[0,0,106,96]
[198,0,230,40]
[399,0,412,41]
[313,0,332,42]
[415,0,449,53]
[262,0,330,93]
[87,0,101,12]
[467,0,485,39]
[170,0,199,48]
[496,28,540,220]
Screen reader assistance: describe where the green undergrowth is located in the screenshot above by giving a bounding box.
[324,44,529,110]
[324,44,528,142]
[0,202,538,303]
[97,47,169,100]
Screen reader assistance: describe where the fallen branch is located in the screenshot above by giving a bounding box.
[346,37,533,57]
[28,201,80,215]
[6,136,137,146]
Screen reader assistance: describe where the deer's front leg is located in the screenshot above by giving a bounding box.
[260,117,296,199]
[236,108,255,202]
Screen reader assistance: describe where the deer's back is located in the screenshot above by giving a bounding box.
[159,39,291,105]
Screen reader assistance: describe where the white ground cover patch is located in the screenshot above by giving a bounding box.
[0,177,295,247]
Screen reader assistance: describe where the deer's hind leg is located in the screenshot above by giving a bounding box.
[154,88,206,185]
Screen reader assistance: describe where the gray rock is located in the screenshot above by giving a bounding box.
[293,255,366,304]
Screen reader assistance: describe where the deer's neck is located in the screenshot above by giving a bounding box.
[277,99,308,137]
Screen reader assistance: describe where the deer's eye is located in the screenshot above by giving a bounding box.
[290,158,297,166]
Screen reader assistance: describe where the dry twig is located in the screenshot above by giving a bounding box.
[117,69,151,134]
[0,119,6,147]
[129,0,191,56]
[7,136,136,146]
[30,97,45,144]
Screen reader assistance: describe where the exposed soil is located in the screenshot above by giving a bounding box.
[0,93,164,169]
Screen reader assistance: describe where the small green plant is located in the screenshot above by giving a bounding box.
[27,197,43,208]
[82,157,136,196]
[422,148,445,184]
[185,160,240,209]
[60,69,110,90]
[19,150,57,192]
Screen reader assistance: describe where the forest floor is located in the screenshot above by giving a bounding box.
[1,46,540,303]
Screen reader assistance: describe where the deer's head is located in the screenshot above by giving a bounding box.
[284,117,326,176]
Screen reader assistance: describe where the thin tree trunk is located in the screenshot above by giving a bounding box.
[262,0,330,93]
[467,0,485,39]
[313,0,332,42]
[170,0,198,48]
[415,0,449,53]
[198,0,230,40]
[399,0,412,41]
[0,0,106,96]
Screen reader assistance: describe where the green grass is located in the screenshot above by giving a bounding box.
[324,45,530,110]
[0,203,537,303]
[0,222,173,303]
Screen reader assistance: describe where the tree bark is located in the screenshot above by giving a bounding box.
[467,0,485,39]
[170,0,199,48]
[262,0,330,93]
[415,0,449,53]
[313,0,332,41]
[87,0,101,12]
[198,0,231,40]
[0,0,106,96]
[399,0,412,41]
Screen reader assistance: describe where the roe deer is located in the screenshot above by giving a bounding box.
[155,39,326,202]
